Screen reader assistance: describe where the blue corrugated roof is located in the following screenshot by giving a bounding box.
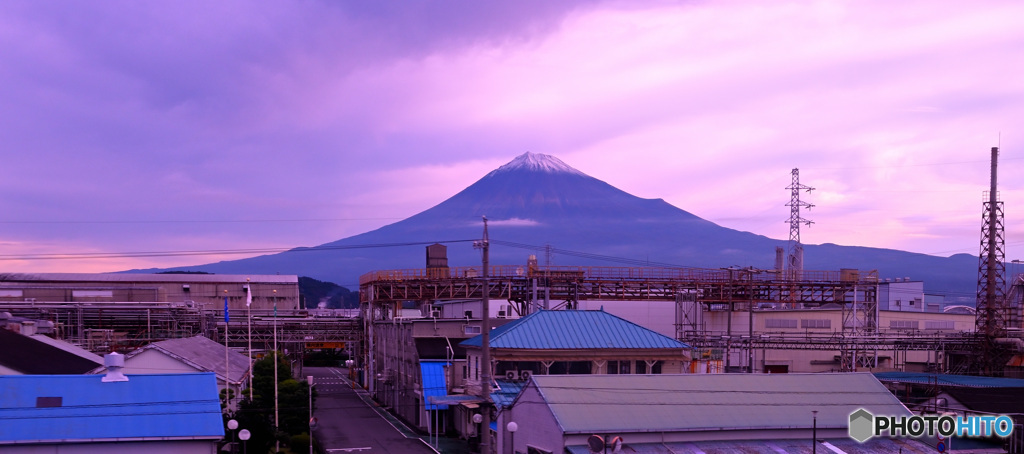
[0,373,224,444]
[491,379,526,409]
[420,361,449,410]
[460,310,689,350]
[874,371,1024,388]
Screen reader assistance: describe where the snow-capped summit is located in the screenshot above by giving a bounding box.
[486,152,588,178]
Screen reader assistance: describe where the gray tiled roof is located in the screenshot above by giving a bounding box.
[526,372,909,434]
[132,335,252,384]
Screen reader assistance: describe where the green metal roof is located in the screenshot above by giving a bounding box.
[460,310,689,350]
[524,372,910,434]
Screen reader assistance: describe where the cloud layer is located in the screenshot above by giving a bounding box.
[1,0,1023,273]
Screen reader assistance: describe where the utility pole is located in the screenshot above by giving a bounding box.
[273,288,280,453]
[247,279,253,402]
[475,217,492,454]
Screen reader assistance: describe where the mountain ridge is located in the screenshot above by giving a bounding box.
[133,153,979,300]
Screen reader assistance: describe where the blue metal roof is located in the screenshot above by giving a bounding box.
[420,361,449,410]
[460,310,689,350]
[0,373,224,444]
[491,379,526,409]
[874,371,1024,388]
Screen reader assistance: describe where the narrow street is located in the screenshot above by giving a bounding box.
[306,367,437,454]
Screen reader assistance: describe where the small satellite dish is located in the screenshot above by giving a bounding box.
[587,435,604,453]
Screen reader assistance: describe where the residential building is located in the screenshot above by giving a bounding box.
[0,363,224,453]
[90,335,251,409]
[0,328,101,375]
[460,309,692,397]
[499,372,935,454]
[457,309,691,449]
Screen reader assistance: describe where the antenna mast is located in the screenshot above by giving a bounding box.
[786,168,814,278]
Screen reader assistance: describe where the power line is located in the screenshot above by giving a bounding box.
[0,217,403,225]
[0,239,477,261]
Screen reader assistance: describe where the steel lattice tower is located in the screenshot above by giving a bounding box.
[977,147,1007,373]
[786,168,814,277]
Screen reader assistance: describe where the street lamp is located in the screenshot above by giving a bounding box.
[812,410,818,454]
[308,375,314,454]
[238,429,250,454]
[472,413,483,448]
[227,419,238,453]
[506,421,518,454]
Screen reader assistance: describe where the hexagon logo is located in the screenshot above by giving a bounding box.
[849,408,875,443]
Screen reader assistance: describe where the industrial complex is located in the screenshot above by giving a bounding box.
[3,150,1024,453]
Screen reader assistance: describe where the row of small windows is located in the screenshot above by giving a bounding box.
[765,319,831,329]
[468,359,665,379]
[766,318,956,330]
[891,320,955,330]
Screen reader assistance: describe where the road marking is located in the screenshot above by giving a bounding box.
[325,448,372,452]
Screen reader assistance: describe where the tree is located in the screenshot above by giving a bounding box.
[237,353,317,452]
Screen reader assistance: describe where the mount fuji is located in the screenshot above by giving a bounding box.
[140,153,979,299]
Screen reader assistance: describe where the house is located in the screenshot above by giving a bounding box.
[457,309,691,448]
[877,373,1024,452]
[0,356,224,453]
[91,335,251,408]
[0,328,101,375]
[459,309,692,396]
[500,372,935,454]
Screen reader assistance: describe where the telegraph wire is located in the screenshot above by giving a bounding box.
[0,239,478,261]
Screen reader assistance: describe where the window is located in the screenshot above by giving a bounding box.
[800,319,831,329]
[0,290,23,298]
[72,290,113,298]
[766,319,798,329]
[635,361,647,374]
[652,361,662,374]
[925,321,954,330]
[475,357,479,380]
[607,360,630,374]
[35,397,62,408]
[890,320,919,329]
[464,325,481,335]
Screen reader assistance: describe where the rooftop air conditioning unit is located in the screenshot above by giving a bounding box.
[430,309,441,318]
[504,370,533,381]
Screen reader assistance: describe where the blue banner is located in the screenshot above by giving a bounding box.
[224,297,229,323]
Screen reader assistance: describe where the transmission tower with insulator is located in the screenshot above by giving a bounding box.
[786,168,814,279]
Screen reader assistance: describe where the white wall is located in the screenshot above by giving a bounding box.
[575,300,676,338]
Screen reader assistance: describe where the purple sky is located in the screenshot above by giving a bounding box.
[2,0,1024,273]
